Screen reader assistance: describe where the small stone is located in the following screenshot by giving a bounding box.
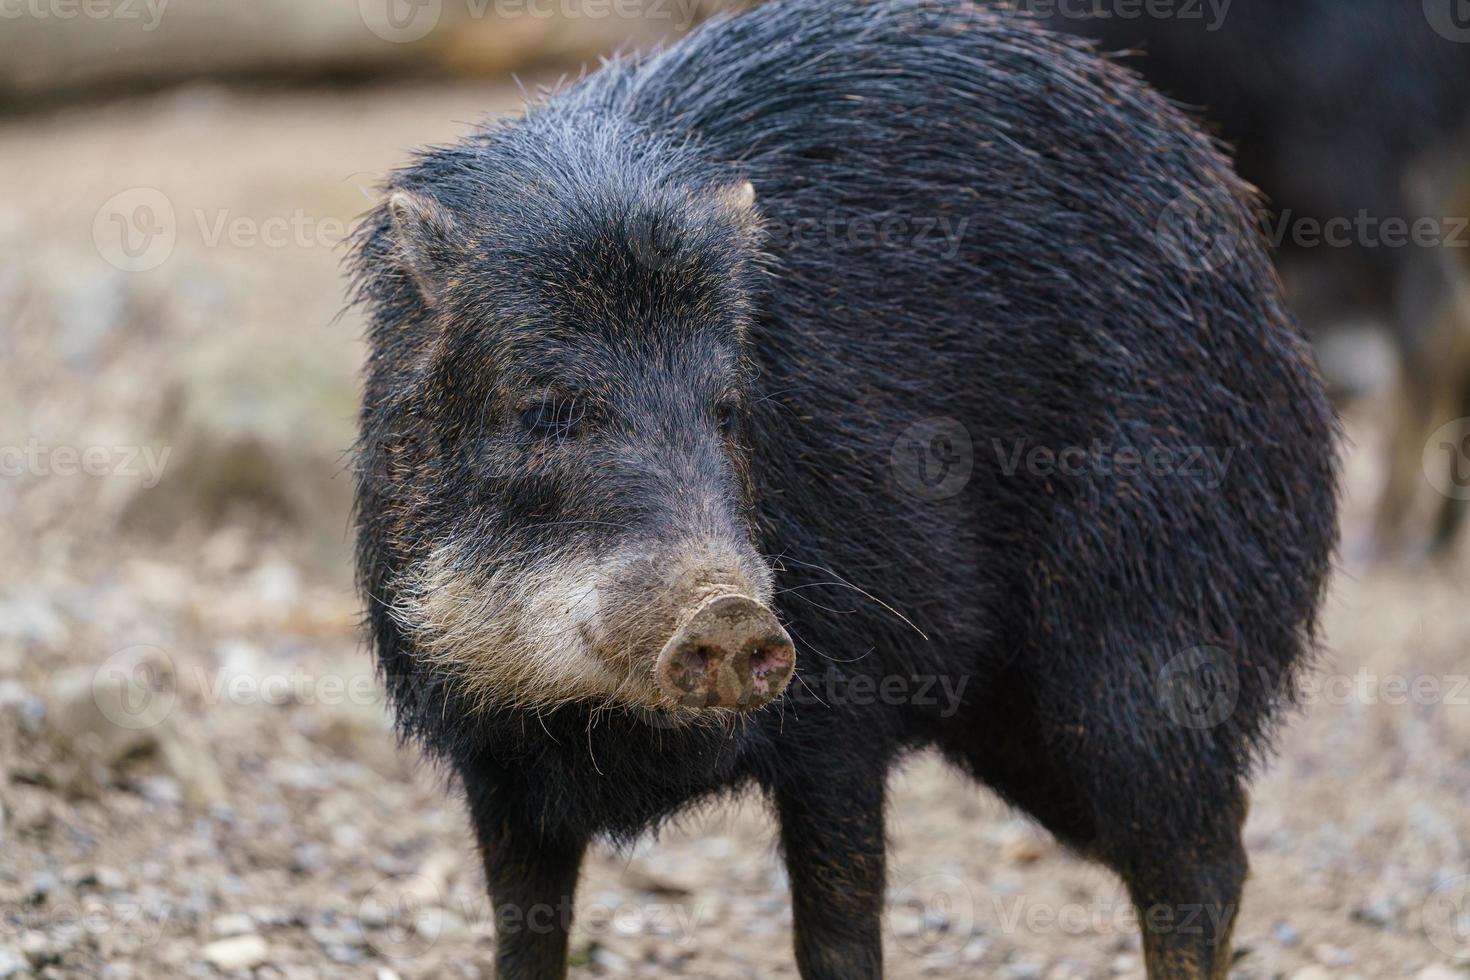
[1352,896,1396,928]
[62,864,125,891]
[46,656,171,783]
[1312,943,1353,966]
[1272,921,1301,946]
[357,901,390,930]
[921,909,951,936]
[375,969,403,980]
[202,934,268,972]
[137,775,182,806]
[623,864,694,897]
[158,734,227,809]
[19,931,55,967]
[290,843,327,874]
[889,906,922,937]
[0,949,23,978]
[1288,968,1333,980]
[589,946,628,972]
[412,907,466,943]
[1416,968,1465,980]
[211,913,255,937]
[324,942,363,964]
[93,866,128,892]
[1004,837,1049,865]
[27,871,58,902]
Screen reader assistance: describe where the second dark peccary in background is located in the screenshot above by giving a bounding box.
[1028,0,1470,554]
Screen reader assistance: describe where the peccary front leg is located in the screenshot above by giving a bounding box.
[465,789,586,980]
[773,766,887,980]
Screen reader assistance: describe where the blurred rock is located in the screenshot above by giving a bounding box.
[0,594,69,650]
[157,734,227,809]
[1351,895,1397,928]
[26,870,59,903]
[46,658,167,774]
[623,863,694,897]
[64,865,128,892]
[0,680,45,737]
[120,344,355,554]
[1289,968,1334,980]
[136,775,182,807]
[201,934,268,972]
[211,913,255,938]
[45,653,226,807]
[1272,921,1301,946]
[1416,967,1466,980]
[18,931,56,969]
[1003,836,1049,866]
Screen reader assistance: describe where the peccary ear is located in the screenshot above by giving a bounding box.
[388,190,460,307]
[714,179,757,217]
[711,179,761,243]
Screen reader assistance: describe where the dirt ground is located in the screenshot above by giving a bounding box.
[1,81,1468,979]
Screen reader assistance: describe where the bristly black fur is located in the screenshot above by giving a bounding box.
[347,1,1338,975]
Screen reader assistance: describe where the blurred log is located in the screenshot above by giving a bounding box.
[0,0,737,105]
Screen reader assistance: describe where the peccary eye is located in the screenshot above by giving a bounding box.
[520,395,587,442]
[715,400,741,437]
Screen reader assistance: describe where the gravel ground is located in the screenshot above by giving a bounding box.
[1,82,1468,979]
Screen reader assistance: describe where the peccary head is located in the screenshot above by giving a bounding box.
[352,120,793,716]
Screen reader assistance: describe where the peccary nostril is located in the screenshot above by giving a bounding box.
[749,643,794,686]
[663,644,714,695]
[655,594,796,710]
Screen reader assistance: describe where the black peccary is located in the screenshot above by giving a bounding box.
[1025,0,1470,554]
[348,1,1338,977]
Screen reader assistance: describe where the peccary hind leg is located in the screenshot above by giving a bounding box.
[953,676,1249,980]
[1125,848,1246,980]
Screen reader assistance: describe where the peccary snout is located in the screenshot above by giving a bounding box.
[656,594,795,710]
